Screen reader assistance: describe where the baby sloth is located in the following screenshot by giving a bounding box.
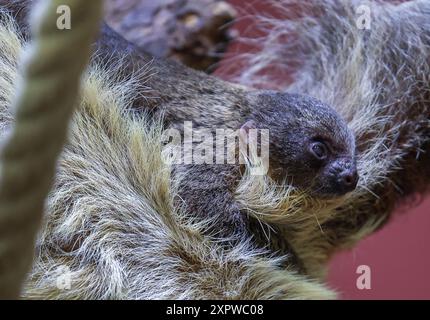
[177,92,358,238]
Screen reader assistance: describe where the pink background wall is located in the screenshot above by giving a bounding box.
[328,197,430,299]
[222,0,430,299]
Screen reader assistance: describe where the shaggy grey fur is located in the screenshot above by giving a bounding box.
[0,0,428,299]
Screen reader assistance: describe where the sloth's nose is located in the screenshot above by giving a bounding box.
[339,168,359,192]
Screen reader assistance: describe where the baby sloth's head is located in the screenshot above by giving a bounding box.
[246,92,358,198]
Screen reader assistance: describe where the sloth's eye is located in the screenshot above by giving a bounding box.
[310,141,328,160]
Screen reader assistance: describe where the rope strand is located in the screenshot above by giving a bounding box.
[0,0,103,299]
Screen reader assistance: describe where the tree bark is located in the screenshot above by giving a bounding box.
[105,0,237,72]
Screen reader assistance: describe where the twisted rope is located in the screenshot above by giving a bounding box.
[0,0,103,299]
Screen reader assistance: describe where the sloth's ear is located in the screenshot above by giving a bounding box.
[239,120,257,144]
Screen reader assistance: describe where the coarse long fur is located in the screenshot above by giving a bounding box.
[228,0,430,277]
[0,0,428,299]
[0,12,333,299]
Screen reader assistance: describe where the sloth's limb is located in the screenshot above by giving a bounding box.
[175,163,250,239]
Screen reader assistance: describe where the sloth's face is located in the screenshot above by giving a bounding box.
[250,91,359,198]
[296,136,358,197]
[269,133,358,198]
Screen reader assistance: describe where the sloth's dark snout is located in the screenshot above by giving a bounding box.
[338,167,359,193]
[329,158,359,195]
